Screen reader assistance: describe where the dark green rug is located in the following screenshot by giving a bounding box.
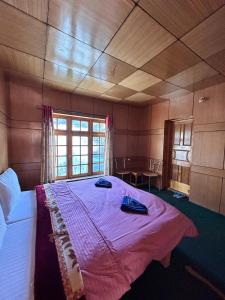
[121,187,225,300]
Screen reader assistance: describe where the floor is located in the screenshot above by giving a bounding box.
[121,187,225,300]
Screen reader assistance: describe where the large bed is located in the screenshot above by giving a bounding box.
[36,175,198,300]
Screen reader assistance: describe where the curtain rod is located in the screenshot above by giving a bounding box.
[36,105,107,120]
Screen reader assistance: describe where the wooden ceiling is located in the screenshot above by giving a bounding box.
[0,0,224,104]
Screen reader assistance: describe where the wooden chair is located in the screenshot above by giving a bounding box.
[142,159,161,191]
[130,170,143,187]
[114,157,130,181]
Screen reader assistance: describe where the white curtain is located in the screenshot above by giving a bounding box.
[40,105,56,183]
[104,115,113,176]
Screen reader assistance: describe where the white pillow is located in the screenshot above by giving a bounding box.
[0,168,21,220]
[0,204,7,249]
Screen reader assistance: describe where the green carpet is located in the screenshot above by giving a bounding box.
[147,187,225,294]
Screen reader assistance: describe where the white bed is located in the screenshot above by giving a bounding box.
[0,190,37,300]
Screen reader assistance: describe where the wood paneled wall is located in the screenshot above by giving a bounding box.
[147,82,225,215]
[7,76,149,190]
[0,70,9,173]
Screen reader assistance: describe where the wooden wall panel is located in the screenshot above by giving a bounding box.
[113,134,127,157]
[9,128,41,164]
[71,94,94,115]
[93,99,113,116]
[193,82,225,124]
[169,93,194,120]
[150,134,164,160]
[151,101,169,129]
[9,80,42,121]
[192,131,225,169]
[43,86,71,110]
[0,70,9,173]
[113,103,128,130]
[190,172,222,212]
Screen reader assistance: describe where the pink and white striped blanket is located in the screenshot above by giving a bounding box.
[49,176,198,300]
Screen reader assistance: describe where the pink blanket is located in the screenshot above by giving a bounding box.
[50,176,198,300]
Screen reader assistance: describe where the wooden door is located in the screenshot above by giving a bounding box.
[170,119,193,195]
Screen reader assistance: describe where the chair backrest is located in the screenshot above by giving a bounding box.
[114,157,127,170]
[149,159,161,173]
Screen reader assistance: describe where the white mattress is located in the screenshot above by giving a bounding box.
[0,211,36,300]
[7,190,36,224]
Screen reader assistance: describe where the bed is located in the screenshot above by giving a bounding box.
[37,175,198,300]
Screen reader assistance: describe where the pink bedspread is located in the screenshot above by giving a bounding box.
[50,176,198,300]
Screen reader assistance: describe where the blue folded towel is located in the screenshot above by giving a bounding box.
[121,196,148,214]
[95,178,112,188]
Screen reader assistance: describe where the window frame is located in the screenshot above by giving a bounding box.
[53,113,106,180]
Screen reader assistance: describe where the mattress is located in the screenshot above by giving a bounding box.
[0,212,36,300]
[45,176,198,300]
[7,190,36,224]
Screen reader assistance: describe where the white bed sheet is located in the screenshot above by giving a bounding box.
[7,190,36,224]
[0,217,36,300]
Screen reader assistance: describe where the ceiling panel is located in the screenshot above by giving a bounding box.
[104,85,136,98]
[125,92,155,102]
[44,79,76,93]
[0,44,44,78]
[44,61,85,87]
[3,0,48,22]
[78,75,115,93]
[139,0,225,38]
[46,27,102,74]
[119,70,161,91]
[105,6,175,68]
[161,88,191,99]
[141,41,201,79]
[182,6,225,59]
[184,74,225,92]
[0,1,46,59]
[48,0,134,51]
[167,62,218,89]
[88,53,136,84]
[206,49,225,76]
[144,81,180,96]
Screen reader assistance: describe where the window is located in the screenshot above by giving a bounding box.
[53,114,106,179]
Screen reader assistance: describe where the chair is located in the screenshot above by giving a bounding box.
[114,158,130,181]
[130,170,143,187]
[142,159,161,191]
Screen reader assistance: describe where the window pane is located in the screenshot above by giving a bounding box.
[93,137,99,145]
[99,164,104,172]
[81,121,88,131]
[100,123,105,132]
[73,165,80,175]
[72,156,80,165]
[93,155,99,163]
[81,155,88,164]
[100,146,105,154]
[72,136,80,145]
[57,166,67,176]
[93,164,99,172]
[93,122,100,132]
[58,135,67,145]
[72,120,80,131]
[81,146,88,155]
[58,156,67,166]
[58,146,67,155]
[72,146,80,155]
[81,164,88,174]
[99,153,104,163]
[93,146,99,154]
[58,118,67,130]
[100,137,105,145]
[53,118,57,129]
[81,136,88,145]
